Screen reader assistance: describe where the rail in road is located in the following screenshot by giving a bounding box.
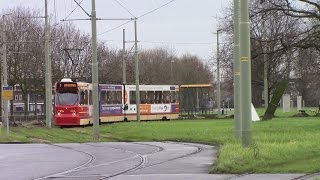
[0,142,215,180]
[1,142,314,180]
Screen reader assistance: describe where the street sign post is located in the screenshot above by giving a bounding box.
[2,86,12,138]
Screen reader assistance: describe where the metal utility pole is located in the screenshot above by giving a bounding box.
[233,0,241,138]
[134,19,141,122]
[45,0,52,128]
[170,60,173,84]
[216,29,221,116]
[91,0,99,141]
[260,0,269,111]
[264,53,268,109]
[240,0,252,147]
[122,29,126,84]
[2,14,10,137]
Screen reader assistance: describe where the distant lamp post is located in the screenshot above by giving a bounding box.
[170,59,174,84]
[216,29,222,116]
[122,29,126,85]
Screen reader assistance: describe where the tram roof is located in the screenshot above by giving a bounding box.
[180,84,213,88]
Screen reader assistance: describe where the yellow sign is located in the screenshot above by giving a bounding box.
[2,86,13,100]
[240,56,249,61]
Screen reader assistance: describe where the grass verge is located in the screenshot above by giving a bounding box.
[1,116,320,173]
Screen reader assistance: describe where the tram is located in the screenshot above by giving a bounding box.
[54,78,179,126]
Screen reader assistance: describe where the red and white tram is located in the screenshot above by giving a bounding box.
[54,78,179,126]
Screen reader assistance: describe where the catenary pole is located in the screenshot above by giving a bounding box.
[261,0,268,110]
[233,0,241,138]
[91,0,100,141]
[217,30,221,116]
[45,0,52,128]
[264,52,268,109]
[2,14,9,137]
[134,19,140,122]
[240,0,252,147]
[122,29,126,84]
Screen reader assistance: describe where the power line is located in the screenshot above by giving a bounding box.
[97,0,177,36]
[60,0,177,38]
[20,17,43,37]
[63,0,85,21]
[98,20,133,36]
[140,40,213,45]
[112,0,136,18]
[54,0,85,27]
[137,0,176,19]
[73,0,90,17]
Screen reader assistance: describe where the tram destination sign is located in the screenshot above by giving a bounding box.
[56,82,78,90]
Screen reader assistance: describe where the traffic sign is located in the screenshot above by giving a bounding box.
[2,86,13,100]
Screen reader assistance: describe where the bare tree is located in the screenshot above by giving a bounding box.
[51,23,92,82]
[2,7,44,117]
[258,0,320,50]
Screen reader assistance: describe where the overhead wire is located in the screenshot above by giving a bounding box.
[72,0,90,17]
[97,0,176,36]
[53,0,85,27]
[137,0,176,19]
[63,0,85,21]
[112,0,136,18]
[140,41,213,45]
[98,20,133,36]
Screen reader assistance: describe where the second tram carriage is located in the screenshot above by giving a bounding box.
[54,78,179,126]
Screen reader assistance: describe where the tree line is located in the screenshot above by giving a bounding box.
[218,0,319,107]
[0,7,213,115]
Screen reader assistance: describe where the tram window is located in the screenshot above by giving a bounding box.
[176,92,179,103]
[155,91,163,104]
[140,91,147,104]
[113,91,122,104]
[101,91,121,104]
[163,91,170,103]
[57,91,78,105]
[171,91,179,103]
[89,90,92,105]
[130,91,136,104]
[83,90,89,105]
[80,90,85,105]
[106,91,112,104]
[80,90,88,105]
[147,91,154,104]
[100,91,107,104]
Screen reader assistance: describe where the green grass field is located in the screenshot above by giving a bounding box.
[1,108,320,174]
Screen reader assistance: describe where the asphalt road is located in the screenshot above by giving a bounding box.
[0,142,314,180]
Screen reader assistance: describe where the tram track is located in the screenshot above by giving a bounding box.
[34,142,208,179]
[137,141,203,169]
[36,142,160,179]
[99,141,205,179]
[34,144,98,180]
[293,172,320,180]
[85,142,163,179]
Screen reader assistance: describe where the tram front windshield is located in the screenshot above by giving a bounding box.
[56,91,79,105]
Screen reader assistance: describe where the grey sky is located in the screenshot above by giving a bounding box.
[1,0,231,60]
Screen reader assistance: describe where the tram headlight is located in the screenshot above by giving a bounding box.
[57,112,61,116]
[70,110,76,116]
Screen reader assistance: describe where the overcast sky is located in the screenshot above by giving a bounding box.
[1,0,231,60]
